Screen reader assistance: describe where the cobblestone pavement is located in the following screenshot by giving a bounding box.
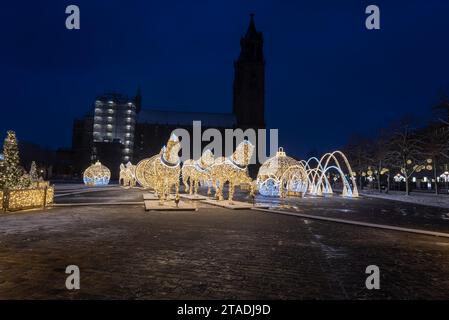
[256,194,449,233]
[1,187,449,299]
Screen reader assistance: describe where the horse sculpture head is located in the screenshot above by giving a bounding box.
[161,133,181,166]
[199,149,214,169]
[232,139,254,168]
[125,161,136,177]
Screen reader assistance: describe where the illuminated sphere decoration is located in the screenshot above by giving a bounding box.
[83,161,111,186]
[257,147,308,197]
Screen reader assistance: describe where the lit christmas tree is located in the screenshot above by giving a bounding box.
[0,153,5,188]
[29,161,39,182]
[2,131,23,189]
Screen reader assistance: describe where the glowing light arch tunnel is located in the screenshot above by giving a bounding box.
[257,149,358,198]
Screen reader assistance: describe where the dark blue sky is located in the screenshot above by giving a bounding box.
[1,0,449,158]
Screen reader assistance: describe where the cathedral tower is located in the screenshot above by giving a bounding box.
[233,14,265,128]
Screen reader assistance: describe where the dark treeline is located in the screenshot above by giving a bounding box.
[343,96,449,195]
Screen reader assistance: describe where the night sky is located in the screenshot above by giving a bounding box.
[1,0,449,158]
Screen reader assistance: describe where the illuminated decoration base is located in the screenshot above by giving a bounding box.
[182,149,214,196]
[180,194,208,200]
[119,161,137,187]
[201,199,269,210]
[257,148,308,197]
[302,150,359,198]
[1,182,54,212]
[143,192,176,201]
[144,200,197,211]
[142,193,160,201]
[135,134,181,201]
[209,140,255,201]
[83,161,111,186]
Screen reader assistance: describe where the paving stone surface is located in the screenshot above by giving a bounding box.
[256,194,449,233]
[0,186,449,299]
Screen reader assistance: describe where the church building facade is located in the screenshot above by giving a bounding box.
[71,14,266,178]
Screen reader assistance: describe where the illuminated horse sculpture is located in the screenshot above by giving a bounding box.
[119,161,137,187]
[210,140,255,201]
[135,133,182,200]
[182,149,215,196]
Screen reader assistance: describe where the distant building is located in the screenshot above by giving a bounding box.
[70,14,266,178]
[72,113,93,175]
[134,110,236,161]
[71,92,139,178]
[92,93,138,163]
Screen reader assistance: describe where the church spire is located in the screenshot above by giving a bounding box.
[239,14,264,62]
[233,14,265,128]
[246,13,257,38]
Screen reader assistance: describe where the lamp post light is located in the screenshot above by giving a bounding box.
[439,169,449,193]
[394,173,406,182]
[394,173,406,191]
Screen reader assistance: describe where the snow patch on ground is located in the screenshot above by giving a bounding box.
[361,190,449,209]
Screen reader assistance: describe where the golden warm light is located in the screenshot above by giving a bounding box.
[83,161,111,186]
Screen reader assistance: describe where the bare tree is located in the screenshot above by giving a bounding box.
[386,118,428,195]
[344,135,371,190]
[433,91,449,125]
[367,129,392,193]
[421,123,449,194]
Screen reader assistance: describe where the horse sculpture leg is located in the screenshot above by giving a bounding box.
[183,176,190,193]
[207,182,211,196]
[194,180,199,195]
[248,179,255,198]
[216,181,224,201]
[162,180,169,201]
[228,182,235,202]
[213,179,219,199]
[189,178,194,195]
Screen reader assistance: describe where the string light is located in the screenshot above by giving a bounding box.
[257,147,308,197]
[301,151,359,198]
[135,133,181,200]
[257,150,359,198]
[182,149,214,195]
[394,173,406,182]
[83,161,111,186]
[119,161,137,187]
[5,184,54,211]
[209,140,255,201]
[1,130,54,211]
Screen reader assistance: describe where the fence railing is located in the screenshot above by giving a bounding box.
[1,184,54,212]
